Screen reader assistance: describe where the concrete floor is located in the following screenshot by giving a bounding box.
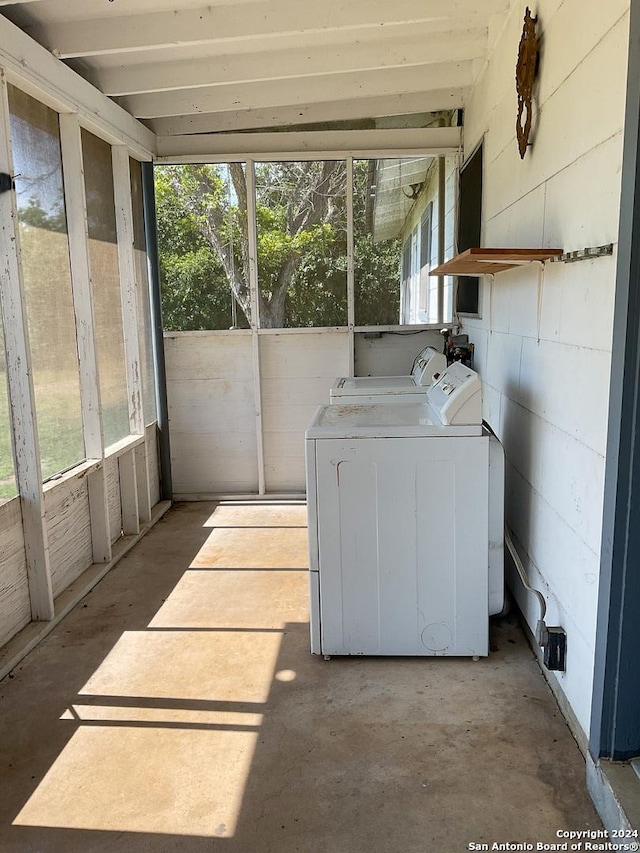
[0,501,601,852]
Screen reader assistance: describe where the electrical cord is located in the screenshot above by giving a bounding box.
[504,524,548,646]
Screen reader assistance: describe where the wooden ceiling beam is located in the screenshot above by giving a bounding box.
[150,89,468,137]
[23,0,507,58]
[155,126,461,162]
[97,28,486,96]
[118,61,473,119]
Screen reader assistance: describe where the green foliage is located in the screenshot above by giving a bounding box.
[156,168,247,331]
[18,198,67,233]
[155,160,402,331]
[161,247,243,331]
[353,233,401,326]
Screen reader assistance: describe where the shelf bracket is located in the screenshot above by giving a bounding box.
[549,244,614,264]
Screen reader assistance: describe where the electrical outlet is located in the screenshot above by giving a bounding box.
[543,627,567,671]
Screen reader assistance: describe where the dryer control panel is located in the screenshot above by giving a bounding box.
[427,362,482,425]
[410,346,447,386]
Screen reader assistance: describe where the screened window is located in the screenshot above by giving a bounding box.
[81,129,130,447]
[155,163,250,332]
[0,319,17,502]
[130,158,157,425]
[354,158,402,326]
[8,85,85,481]
[156,157,453,331]
[256,160,347,328]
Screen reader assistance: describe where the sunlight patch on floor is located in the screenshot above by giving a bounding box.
[148,569,308,629]
[11,502,310,839]
[190,526,309,570]
[77,630,282,703]
[13,725,258,836]
[203,502,307,528]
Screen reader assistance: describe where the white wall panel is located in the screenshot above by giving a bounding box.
[538,258,617,353]
[165,332,258,495]
[462,0,628,740]
[0,499,30,647]
[260,330,349,492]
[484,185,546,250]
[45,477,93,598]
[542,133,624,252]
[518,338,611,455]
[354,330,442,376]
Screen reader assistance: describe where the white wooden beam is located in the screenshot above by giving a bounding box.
[246,161,266,495]
[97,29,486,96]
[151,89,468,137]
[58,113,112,564]
[30,0,507,58]
[135,441,152,525]
[120,62,473,120]
[0,72,53,621]
[0,14,155,157]
[112,146,144,436]
[156,127,461,162]
[346,157,355,376]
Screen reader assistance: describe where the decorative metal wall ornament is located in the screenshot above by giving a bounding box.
[515,7,539,159]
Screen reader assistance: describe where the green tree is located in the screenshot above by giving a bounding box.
[158,161,347,329]
[155,168,242,331]
[155,160,402,331]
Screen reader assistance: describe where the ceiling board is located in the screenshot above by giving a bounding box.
[0,0,508,139]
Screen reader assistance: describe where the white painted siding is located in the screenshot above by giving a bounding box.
[462,0,629,736]
[166,331,258,495]
[45,477,93,598]
[260,330,349,491]
[0,499,30,646]
[354,330,443,376]
[105,456,123,545]
[399,155,458,323]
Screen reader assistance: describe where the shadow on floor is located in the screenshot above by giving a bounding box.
[0,502,601,852]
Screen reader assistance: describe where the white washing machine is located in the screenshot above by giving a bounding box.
[329,358,505,619]
[330,345,447,405]
[306,362,503,658]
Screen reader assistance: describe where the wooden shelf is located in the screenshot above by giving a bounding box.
[429,248,564,277]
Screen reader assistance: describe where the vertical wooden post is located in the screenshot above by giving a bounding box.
[59,113,111,564]
[437,156,446,325]
[0,73,53,620]
[246,159,266,495]
[135,441,152,524]
[112,146,144,437]
[118,450,139,535]
[346,156,355,376]
[112,145,151,522]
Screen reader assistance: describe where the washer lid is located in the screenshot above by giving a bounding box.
[332,375,418,395]
[306,402,483,438]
